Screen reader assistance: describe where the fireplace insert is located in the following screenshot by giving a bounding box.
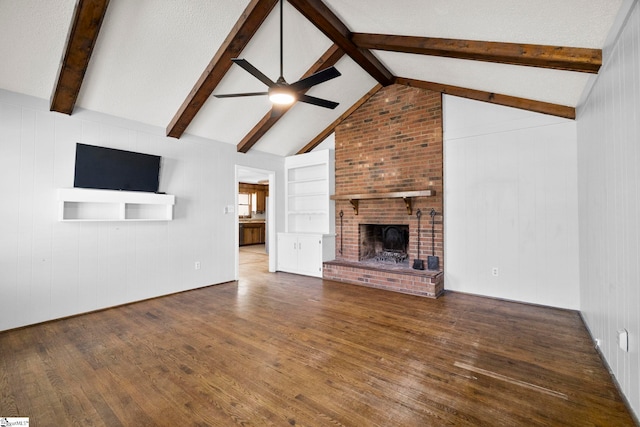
[359,224,409,263]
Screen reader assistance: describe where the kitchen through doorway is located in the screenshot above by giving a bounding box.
[236,166,275,278]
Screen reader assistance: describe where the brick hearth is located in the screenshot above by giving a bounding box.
[324,84,444,298]
[323,260,444,298]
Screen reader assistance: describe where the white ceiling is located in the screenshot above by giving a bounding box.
[0,0,625,157]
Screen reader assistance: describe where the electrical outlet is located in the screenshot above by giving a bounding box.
[491,267,499,277]
[195,261,201,270]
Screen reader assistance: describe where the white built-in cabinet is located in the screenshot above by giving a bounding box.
[57,188,175,221]
[277,149,335,277]
[277,233,335,278]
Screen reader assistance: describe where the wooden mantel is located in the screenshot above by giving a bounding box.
[330,190,435,215]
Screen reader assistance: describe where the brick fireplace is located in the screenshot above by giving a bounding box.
[323,84,444,297]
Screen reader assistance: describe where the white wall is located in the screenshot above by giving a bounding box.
[444,95,580,309]
[577,1,640,416]
[0,89,284,331]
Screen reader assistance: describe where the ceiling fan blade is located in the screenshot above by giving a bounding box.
[232,59,276,88]
[298,94,339,109]
[289,67,341,92]
[213,92,268,98]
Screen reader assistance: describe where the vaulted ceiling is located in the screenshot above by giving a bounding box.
[0,0,624,156]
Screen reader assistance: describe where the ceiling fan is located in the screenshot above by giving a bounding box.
[213,0,341,116]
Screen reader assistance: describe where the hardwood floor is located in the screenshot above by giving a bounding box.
[0,250,635,426]
[239,244,269,269]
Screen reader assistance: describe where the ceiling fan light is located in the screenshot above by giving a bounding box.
[269,89,295,105]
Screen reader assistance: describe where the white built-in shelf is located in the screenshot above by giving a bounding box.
[57,188,175,222]
[288,177,327,184]
[284,149,335,235]
[287,210,328,215]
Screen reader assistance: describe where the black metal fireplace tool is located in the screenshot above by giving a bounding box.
[412,209,425,270]
[427,208,439,270]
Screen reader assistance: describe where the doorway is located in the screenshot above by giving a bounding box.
[235,166,276,279]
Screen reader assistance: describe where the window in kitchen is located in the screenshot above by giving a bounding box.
[238,193,251,218]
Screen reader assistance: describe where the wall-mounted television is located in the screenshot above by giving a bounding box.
[73,143,161,193]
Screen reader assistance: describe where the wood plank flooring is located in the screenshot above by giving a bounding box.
[0,248,635,426]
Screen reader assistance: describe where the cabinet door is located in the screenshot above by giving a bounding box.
[242,227,252,245]
[277,234,299,272]
[250,227,259,244]
[296,235,322,276]
[256,189,266,212]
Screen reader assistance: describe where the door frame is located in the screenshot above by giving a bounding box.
[235,165,276,279]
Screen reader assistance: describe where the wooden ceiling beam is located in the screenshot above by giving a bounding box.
[50,0,110,114]
[297,84,382,154]
[396,77,575,119]
[298,78,575,154]
[166,0,278,139]
[237,44,345,153]
[287,0,393,86]
[352,33,602,73]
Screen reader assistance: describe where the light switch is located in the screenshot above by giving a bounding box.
[618,329,628,352]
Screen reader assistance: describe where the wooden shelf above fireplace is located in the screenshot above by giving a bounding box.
[330,190,435,215]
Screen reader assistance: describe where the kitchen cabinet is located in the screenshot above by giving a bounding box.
[238,183,268,214]
[240,222,265,246]
[256,188,266,213]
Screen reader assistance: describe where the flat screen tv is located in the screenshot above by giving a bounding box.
[73,143,161,193]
